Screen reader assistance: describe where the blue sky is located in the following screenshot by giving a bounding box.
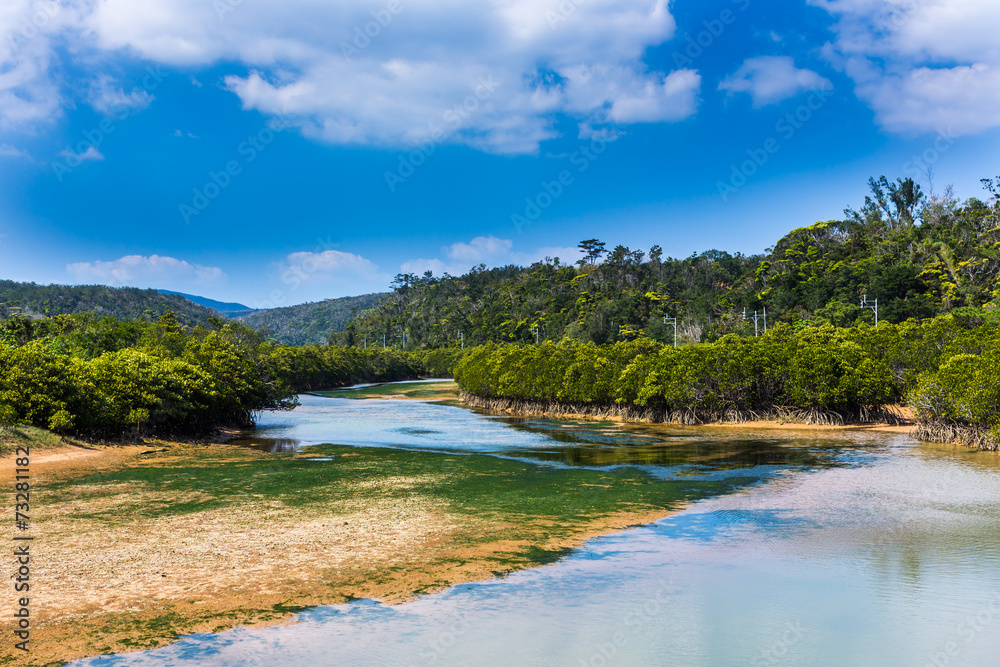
[1,0,998,307]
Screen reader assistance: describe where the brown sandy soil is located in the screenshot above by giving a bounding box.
[0,394,917,665]
[466,400,917,435]
[0,443,675,666]
[697,406,916,434]
[0,442,141,472]
[385,388,460,401]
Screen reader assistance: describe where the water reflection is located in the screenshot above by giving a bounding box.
[70,384,1000,666]
[234,437,300,453]
[73,427,1000,667]
[226,394,885,479]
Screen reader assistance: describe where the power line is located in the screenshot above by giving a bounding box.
[663,313,677,347]
[860,294,878,326]
[743,307,767,337]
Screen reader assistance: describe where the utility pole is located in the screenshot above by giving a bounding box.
[860,294,878,326]
[530,325,539,345]
[663,313,677,348]
[459,331,464,349]
[383,333,386,348]
[363,336,367,350]
[743,308,766,337]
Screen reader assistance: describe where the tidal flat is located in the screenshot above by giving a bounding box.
[3,435,744,665]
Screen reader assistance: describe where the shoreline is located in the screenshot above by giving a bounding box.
[457,391,916,434]
[3,436,694,666]
[8,383,990,665]
[456,392,1000,450]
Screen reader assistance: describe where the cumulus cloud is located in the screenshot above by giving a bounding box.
[402,236,583,276]
[719,56,832,107]
[67,254,225,287]
[813,0,1000,135]
[0,1,66,129]
[85,74,154,114]
[58,145,103,162]
[2,0,700,153]
[279,249,383,283]
[444,236,513,263]
[268,249,391,305]
[0,143,32,159]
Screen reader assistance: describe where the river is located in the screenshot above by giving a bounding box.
[74,385,1000,666]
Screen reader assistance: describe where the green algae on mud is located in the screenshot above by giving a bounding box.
[18,438,751,666]
[39,441,739,527]
[312,380,457,401]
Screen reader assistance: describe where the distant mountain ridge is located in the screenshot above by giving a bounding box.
[233,293,388,345]
[0,280,218,326]
[0,280,388,345]
[156,289,255,315]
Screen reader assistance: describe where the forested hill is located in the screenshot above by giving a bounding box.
[234,293,388,345]
[0,281,219,326]
[335,175,1000,348]
[0,281,386,343]
[156,289,255,315]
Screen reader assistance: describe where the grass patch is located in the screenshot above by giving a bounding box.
[39,443,738,527]
[314,381,457,400]
[21,440,755,666]
[0,423,79,455]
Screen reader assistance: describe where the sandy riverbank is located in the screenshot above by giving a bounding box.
[1,436,688,666]
[0,383,930,665]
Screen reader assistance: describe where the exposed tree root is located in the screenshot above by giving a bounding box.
[914,421,999,452]
[459,393,904,428]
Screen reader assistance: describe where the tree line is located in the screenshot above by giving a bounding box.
[0,312,439,438]
[335,175,1000,349]
[0,280,219,326]
[454,315,1000,449]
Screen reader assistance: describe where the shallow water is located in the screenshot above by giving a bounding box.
[76,390,1000,666]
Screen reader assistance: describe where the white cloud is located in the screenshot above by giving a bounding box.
[67,254,226,288]
[0,143,31,159]
[268,249,391,304]
[399,258,450,276]
[719,56,832,107]
[444,236,513,263]
[2,0,700,153]
[85,74,154,114]
[0,0,80,130]
[280,249,383,282]
[402,237,583,277]
[524,245,584,265]
[59,145,104,162]
[814,0,1000,135]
